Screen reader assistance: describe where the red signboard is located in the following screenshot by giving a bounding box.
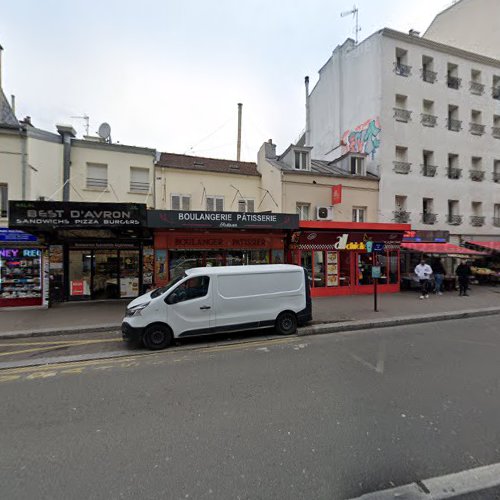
[331,185,342,205]
[70,280,84,296]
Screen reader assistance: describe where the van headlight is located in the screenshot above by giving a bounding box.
[126,302,150,317]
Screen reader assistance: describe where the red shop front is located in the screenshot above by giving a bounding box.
[289,221,410,297]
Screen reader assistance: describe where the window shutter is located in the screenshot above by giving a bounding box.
[130,167,149,193]
[215,197,224,211]
[206,197,214,211]
[238,200,246,212]
[171,195,180,210]
[87,164,108,189]
[246,200,254,212]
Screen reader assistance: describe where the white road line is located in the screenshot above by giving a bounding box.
[376,340,386,374]
[349,353,378,373]
[349,462,500,499]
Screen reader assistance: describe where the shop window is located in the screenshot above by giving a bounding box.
[296,203,310,220]
[86,163,108,190]
[352,206,366,222]
[0,184,7,218]
[206,196,224,211]
[357,253,373,285]
[313,251,325,287]
[68,251,92,298]
[238,199,255,212]
[300,251,313,286]
[0,248,42,301]
[130,167,150,193]
[169,251,204,279]
[120,251,140,297]
[167,276,210,304]
[272,250,284,264]
[171,194,191,211]
[338,252,350,286]
[249,250,269,265]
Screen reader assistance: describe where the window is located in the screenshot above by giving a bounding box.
[470,69,484,95]
[447,200,462,225]
[206,196,224,211]
[493,75,500,100]
[447,63,460,89]
[166,276,210,304]
[394,95,411,122]
[448,154,461,179]
[129,167,150,193]
[447,105,461,131]
[494,160,500,183]
[395,48,410,76]
[171,194,191,210]
[294,150,309,170]
[395,195,406,209]
[421,55,436,83]
[494,204,500,227]
[296,203,310,220]
[471,201,482,216]
[421,100,436,127]
[422,198,435,224]
[0,184,7,217]
[471,202,484,226]
[238,199,255,212]
[350,156,365,175]
[394,196,409,222]
[86,163,108,190]
[493,115,500,139]
[352,206,366,222]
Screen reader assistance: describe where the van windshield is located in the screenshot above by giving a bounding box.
[150,275,184,298]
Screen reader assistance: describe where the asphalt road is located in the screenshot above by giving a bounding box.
[1,315,500,499]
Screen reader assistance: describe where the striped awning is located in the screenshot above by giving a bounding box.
[401,242,486,255]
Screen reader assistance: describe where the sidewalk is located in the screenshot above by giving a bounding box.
[0,286,499,339]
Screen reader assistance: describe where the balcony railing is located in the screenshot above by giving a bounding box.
[469,170,485,181]
[422,213,437,225]
[421,164,438,177]
[421,114,437,127]
[470,215,485,227]
[393,210,411,223]
[447,118,462,132]
[470,123,485,135]
[393,161,411,174]
[470,81,485,95]
[493,217,500,227]
[447,76,461,89]
[493,86,500,100]
[394,62,411,77]
[447,214,463,225]
[492,126,500,139]
[493,172,500,183]
[421,69,437,83]
[394,108,412,122]
[448,167,462,179]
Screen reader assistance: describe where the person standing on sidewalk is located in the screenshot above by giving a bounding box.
[415,259,433,299]
[456,260,472,296]
[432,258,446,295]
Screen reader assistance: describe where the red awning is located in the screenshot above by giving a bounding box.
[465,241,500,252]
[401,242,486,255]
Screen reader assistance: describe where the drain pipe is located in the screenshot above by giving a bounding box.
[57,125,76,201]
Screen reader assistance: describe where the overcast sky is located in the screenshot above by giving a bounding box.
[1,0,451,161]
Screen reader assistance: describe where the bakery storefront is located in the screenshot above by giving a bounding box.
[9,201,152,303]
[148,210,299,285]
[289,221,410,297]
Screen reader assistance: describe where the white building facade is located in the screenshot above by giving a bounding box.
[307,28,500,244]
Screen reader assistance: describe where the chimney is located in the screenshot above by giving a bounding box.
[0,44,3,90]
[264,139,276,160]
[57,124,77,202]
[237,102,243,162]
[305,76,310,146]
[11,95,15,114]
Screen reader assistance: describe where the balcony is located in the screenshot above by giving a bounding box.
[447,214,463,225]
[493,87,500,100]
[393,210,411,223]
[469,81,485,95]
[422,213,437,225]
[421,164,438,177]
[447,76,461,89]
[393,161,411,174]
[394,108,412,122]
[421,114,437,127]
[448,167,462,179]
[469,123,485,136]
[470,215,485,227]
[493,172,500,183]
[447,118,462,132]
[394,62,411,77]
[492,126,500,139]
[469,170,485,182]
[421,69,437,83]
[493,217,500,227]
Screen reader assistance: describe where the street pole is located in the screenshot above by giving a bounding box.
[373,250,378,312]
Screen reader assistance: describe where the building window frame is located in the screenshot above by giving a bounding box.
[237,199,255,213]
[296,203,310,220]
[206,195,224,212]
[352,206,367,223]
[171,194,191,211]
[129,167,150,194]
[86,163,108,190]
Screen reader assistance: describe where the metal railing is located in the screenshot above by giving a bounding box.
[393,210,411,223]
[448,167,462,179]
[447,76,461,89]
[393,161,411,174]
[422,213,437,225]
[394,62,411,77]
[469,170,485,181]
[421,114,437,127]
[469,123,485,135]
[421,164,438,177]
[421,69,437,83]
[469,81,485,95]
[394,108,412,122]
[447,214,463,225]
[470,216,485,227]
[447,118,462,132]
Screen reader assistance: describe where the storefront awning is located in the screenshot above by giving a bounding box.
[401,242,486,255]
[465,241,500,252]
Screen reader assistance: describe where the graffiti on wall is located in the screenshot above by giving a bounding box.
[341,117,381,159]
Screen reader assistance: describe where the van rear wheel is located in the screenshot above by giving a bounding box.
[275,312,297,335]
[143,324,172,350]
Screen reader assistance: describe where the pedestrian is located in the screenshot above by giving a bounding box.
[414,258,433,299]
[455,260,472,296]
[432,258,446,295]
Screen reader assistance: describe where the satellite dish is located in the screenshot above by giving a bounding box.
[98,122,111,140]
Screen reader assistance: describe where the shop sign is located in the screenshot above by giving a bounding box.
[70,280,85,296]
[0,248,41,258]
[331,185,342,205]
[0,229,37,242]
[71,242,139,249]
[173,236,269,249]
[403,230,449,243]
[290,231,403,251]
[148,210,299,230]
[9,201,147,228]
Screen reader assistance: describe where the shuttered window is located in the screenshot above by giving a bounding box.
[238,199,254,212]
[171,194,190,210]
[206,196,224,211]
[86,163,108,189]
[130,167,150,193]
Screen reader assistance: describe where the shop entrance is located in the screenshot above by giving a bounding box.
[68,249,140,300]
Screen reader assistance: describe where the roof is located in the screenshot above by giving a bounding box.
[401,242,486,255]
[0,89,19,129]
[465,241,500,252]
[185,264,302,276]
[157,152,260,177]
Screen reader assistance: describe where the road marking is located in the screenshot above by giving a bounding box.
[0,345,72,357]
[376,340,386,374]
[349,461,500,499]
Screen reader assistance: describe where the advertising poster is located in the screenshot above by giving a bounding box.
[326,251,339,287]
[120,277,139,298]
[143,247,154,285]
[49,245,64,270]
[155,250,168,283]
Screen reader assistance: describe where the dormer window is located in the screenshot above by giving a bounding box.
[350,156,365,175]
[294,150,309,170]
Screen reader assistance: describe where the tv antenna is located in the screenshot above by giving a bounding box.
[71,114,90,135]
[340,5,360,44]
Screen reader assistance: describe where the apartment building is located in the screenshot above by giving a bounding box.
[306,28,500,244]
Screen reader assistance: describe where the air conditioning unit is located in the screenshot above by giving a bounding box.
[316,206,334,220]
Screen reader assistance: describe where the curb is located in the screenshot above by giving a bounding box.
[0,324,121,340]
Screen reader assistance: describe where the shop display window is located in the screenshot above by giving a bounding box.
[120,251,140,298]
[272,250,284,264]
[357,253,374,285]
[313,251,325,287]
[0,248,42,300]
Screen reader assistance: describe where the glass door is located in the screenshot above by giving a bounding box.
[93,251,119,299]
[68,250,92,299]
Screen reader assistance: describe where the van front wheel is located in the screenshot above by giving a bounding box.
[143,324,172,350]
[275,312,297,335]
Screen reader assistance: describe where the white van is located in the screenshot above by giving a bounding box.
[122,264,312,350]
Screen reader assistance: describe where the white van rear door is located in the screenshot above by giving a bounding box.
[165,275,214,337]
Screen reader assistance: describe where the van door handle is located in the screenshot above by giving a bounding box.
[200,306,211,310]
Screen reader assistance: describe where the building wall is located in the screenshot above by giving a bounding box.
[257,144,284,212]
[0,130,22,226]
[155,167,261,211]
[70,142,156,207]
[424,0,500,60]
